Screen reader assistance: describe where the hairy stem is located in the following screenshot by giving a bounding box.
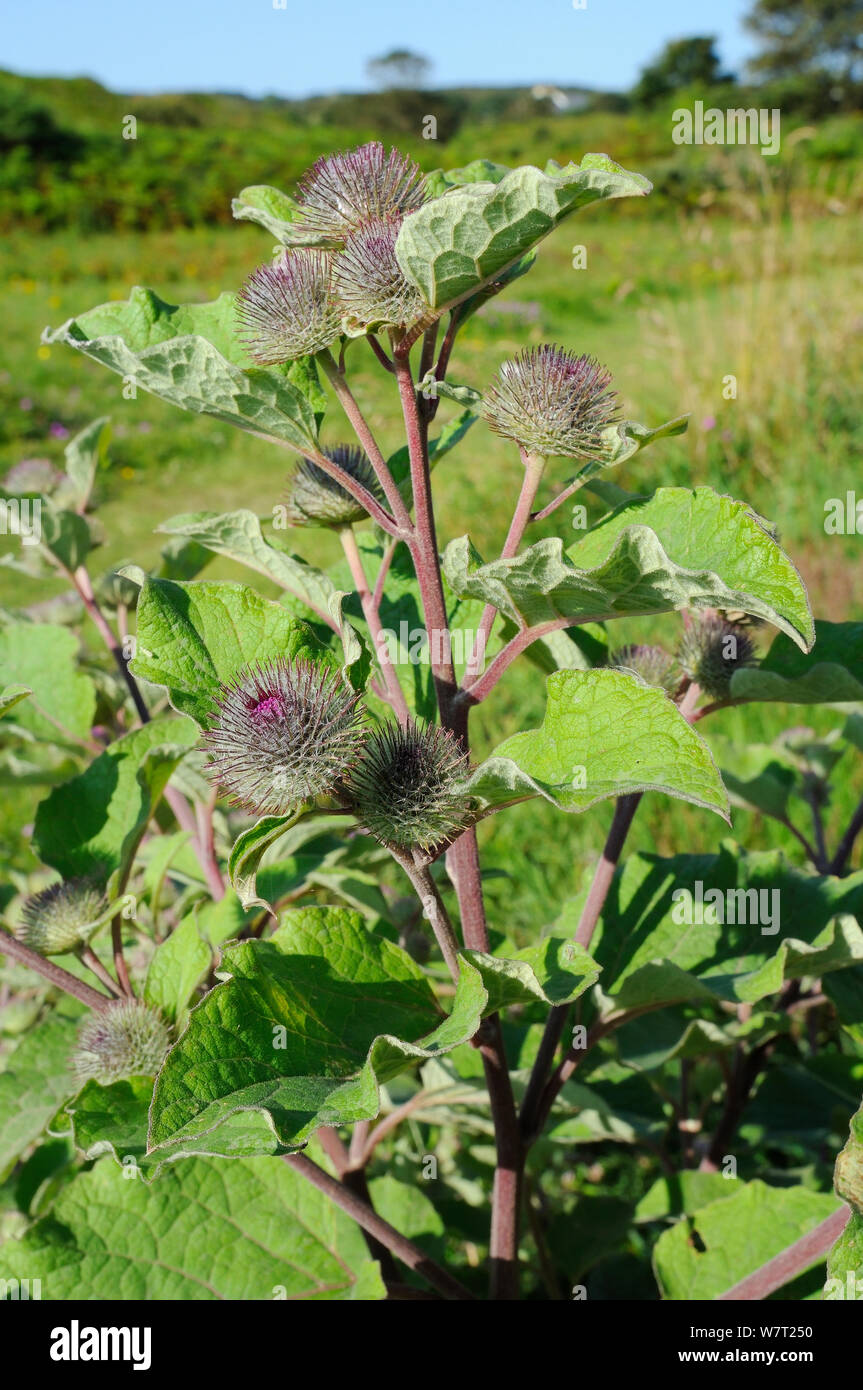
[339,525,409,724]
[285,1152,476,1300]
[520,793,643,1143]
[389,848,461,981]
[320,350,414,535]
[717,1205,850,1300]
[832,791,863,874]
[464,450,545,685]
[0,929,112,1011]
[73,565,149,723]
[393,348,458,718]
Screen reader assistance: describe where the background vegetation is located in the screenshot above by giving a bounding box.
[2,23,862,937]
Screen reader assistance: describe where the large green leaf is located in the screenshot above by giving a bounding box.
[130,577,335,725]
[0,623,95,746]
[65,1075,295,1174]
[732,621,863,704]
[396,154,651,310]
[44,289,322,453]
[144,914,213,1028]
[33,715,198,890]
[148,906,597,1155]
[590,842,863,1009]
[444,487,813,649]
[0,1154,384,1299]
[0,1006,80,1175]
[653,1180,840,1300]
[156,510,337,620]
[466,669,729,819]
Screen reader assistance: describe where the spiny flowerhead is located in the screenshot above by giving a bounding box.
[15,878,107,956]
[286,446,385,528]
[73,1000,170,1085]
[204,657,365,815]
[297,142,426,244]
[609,644,679,693]
[482,346,619,460]
[332,217,427,330]
[235,251,340,363]
[345,719,473,853]
[677,614,759,700]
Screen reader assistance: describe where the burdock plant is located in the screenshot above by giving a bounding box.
[23,137,852,1312]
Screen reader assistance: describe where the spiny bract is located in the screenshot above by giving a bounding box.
[677,613,759,700]
[332,217,427,329]
[73,1000,171,1085]
[482,345,619,460]
[297,141,427,243]
[609,644,679,693]
[286,445,386,528]
[204,657,365,815]
[346,719,473,853]
[15,877,107,956]
[236,250,340,363]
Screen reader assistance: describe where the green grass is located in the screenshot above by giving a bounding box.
[2,189,862,932]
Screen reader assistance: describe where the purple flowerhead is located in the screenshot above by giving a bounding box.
[332,217,427,330]
[235,251,340,364]
[482,346,620,460]
[204,657,365,815]
[297,142,426,244]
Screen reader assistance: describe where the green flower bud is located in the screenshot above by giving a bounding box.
[677,614,758,699]
[345,719,473,853]
[609,644,679,693]
[73,1000,171,1084]
[482,346,619,459]
[15,878,107,956]
[286,446,386,528]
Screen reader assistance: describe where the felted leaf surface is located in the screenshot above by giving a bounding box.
[444,487,813,649]
[45,289,322,453]
[396,155,650,310]
[466,669,728,818]
[156,510,337,620]
[0,1154,384,1299]
[148,906,598,1154]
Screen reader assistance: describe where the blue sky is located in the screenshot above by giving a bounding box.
[3,0,757,97]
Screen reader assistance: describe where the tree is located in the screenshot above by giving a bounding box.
[366,49,432,90]
[745,0,863,81]
[631,36,733,106]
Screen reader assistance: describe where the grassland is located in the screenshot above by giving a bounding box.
[2,110,862,932]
